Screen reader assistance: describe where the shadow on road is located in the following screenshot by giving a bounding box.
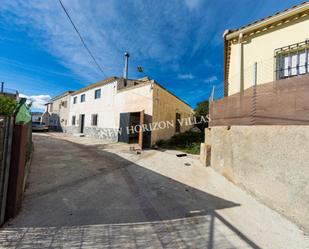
[0,134,262,249]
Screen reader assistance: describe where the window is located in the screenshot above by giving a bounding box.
[94,89,101,99]
[275,40,309,80]
[73,96,77,104]
[81,94,86,102]
[91,114,98,126]
[72,116,76,125]
[175,113,181,133]
[61,101,67,108]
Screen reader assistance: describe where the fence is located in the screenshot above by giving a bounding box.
[209,73,309,126]
[5,122,31,220]
[0,116,32,226]
[0,117,14,225]
[0,87,18,99]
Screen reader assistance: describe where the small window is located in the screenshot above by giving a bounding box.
[91,114,98,126]
[94,89,101,99]
[81,94,86,102]
[73,96,77,104]
[61,101,67,108]
[72,116,76,125]
[175,113,181,133]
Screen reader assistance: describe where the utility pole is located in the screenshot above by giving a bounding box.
[1,82,3,93]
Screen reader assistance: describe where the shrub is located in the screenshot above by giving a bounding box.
[155,131,204,154]
[0,96,17,116]
[169,131,204,147]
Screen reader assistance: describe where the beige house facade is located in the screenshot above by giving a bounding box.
[65,77,193,147]
[43,91,73,131]
[224,2,309,96]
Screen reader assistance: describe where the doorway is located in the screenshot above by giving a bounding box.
[118,111,151,148]
[79,114,85,133]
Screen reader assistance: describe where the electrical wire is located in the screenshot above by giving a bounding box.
[58,0,108,78]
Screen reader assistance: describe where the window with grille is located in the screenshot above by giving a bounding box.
[275,40,309,80]
[91,114,98,126]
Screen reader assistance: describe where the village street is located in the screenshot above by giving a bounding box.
[0,133,307,249]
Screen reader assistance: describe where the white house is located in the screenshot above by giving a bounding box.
[66,76,193,147]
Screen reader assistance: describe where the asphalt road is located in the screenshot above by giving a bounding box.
[0,133,307,249]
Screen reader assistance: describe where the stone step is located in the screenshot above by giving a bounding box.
[73,133,85,137]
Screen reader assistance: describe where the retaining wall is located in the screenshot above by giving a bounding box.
[204,126,309,233]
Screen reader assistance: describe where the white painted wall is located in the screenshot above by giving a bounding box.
[68,81,153,130]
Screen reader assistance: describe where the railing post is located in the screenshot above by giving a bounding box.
[251,62,258,125]
[253,62,258,86]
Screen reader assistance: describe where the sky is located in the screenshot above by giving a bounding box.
[0,0,303,110]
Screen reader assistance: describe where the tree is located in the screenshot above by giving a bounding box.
[0,96,17,116]
[194,100,209,130]
[194,100,209,117]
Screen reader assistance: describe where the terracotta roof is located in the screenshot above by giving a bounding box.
[227,2,309,36]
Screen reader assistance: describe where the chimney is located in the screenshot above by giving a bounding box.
[123,52,130,87]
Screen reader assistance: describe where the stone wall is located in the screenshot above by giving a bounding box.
[83,127,118,142]
[203,126,309,233]
[65,126,79,134]
[66,126,118,142]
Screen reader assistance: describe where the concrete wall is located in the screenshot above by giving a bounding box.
[151,84,193,144]
[228,14,309,95]
[204,126,309,233]
[116,83,153,126]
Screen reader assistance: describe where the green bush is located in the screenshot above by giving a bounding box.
[155,131,204,154]
[0,96,17,116]
[183,142,201,154]
[169,131,204,147]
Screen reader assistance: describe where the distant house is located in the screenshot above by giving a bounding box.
[31,112,43,123]
[224,2,309,96]
[42,91,74,131]
[62,76,193,147]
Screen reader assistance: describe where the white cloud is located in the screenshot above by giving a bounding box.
[184,0,202,10]
[178,73,195,80]
[204,75,218,83]
[0,0,196,81]
[19,94,51,110]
